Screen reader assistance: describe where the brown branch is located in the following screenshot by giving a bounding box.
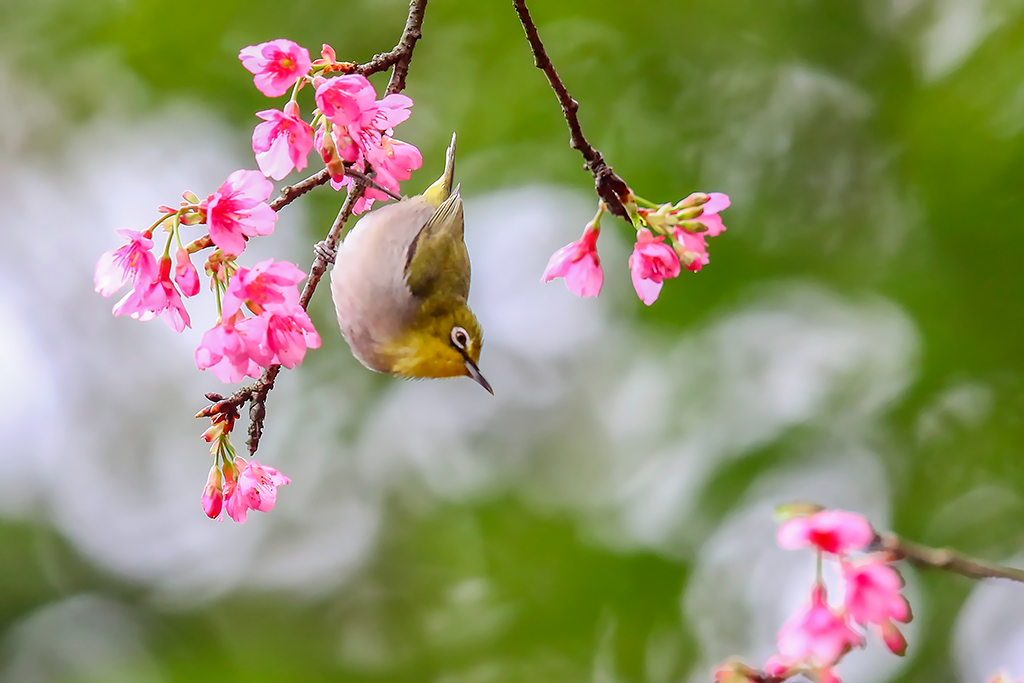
[512,0,632,221]
[879,532,1024,583]
[200,0,428,455]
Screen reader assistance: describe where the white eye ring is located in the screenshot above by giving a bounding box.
[450,326,469,350]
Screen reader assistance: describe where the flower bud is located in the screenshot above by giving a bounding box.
[202,466,223,519]
[202,420,225,443]
[672,241,700,269]
[674,205,705,220]
[321,44,336,63]
[675,192,709,209]
[774,501,826,522]
[182,191,201,204]
[315,123,347,181]
[880,619,907,656]
[677,219,708,234]
[179,209,206,226]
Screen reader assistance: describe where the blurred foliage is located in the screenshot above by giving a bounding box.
[2,0,1024,681]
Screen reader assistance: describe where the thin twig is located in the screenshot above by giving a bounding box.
[200,0,428,454]
[512,0,632,220]
[879,532,1024,583]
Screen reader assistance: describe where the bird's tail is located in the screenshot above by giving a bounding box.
[422,132,456,208]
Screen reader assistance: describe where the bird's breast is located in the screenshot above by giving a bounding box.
[330,198,435,372]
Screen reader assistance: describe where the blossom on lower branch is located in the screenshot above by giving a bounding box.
[716,507,913,683]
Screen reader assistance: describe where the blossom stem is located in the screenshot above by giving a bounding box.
[633,194,659,209]
[213,277,223,321]
[161,230,174,260]
[144,213,171,236]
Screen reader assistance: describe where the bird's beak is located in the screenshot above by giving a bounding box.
[464,358,493,395]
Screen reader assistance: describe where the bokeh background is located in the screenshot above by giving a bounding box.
[1,0,1023,681]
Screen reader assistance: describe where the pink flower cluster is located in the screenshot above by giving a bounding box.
[202,456,290,523]
[94,170,279,332]
[196,259,320,383]
[95,230,193,332]
[542,192,729,305]
[241,39,421,213]
[763,509,912,683]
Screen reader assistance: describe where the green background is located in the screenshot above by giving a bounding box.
[1,0,1023,681]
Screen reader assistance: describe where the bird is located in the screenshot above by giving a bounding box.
[329,133,492,394]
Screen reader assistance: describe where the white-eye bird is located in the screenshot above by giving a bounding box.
[330,133,491,393]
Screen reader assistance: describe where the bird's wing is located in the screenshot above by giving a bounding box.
[403,187,470,302]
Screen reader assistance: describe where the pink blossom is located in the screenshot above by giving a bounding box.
[201,169,278,256]
[174,247,200,297]
[777,509,875,556]
[112,256,191,332]
[541,221,603,297]
[195,312,270,383]
[843,559,910,625]
[363,134,422,196]
[261,305,321,368]
[778,586,863,665]
[628,228,681,305]
[224,458,290,523]
[94,229,157,297]
[696,192,730,237]
[201,466,223,519]
[359,93,414,132]
[253,101,314,180]
[878,619,907,656]
[314,74,377,127]
[221,259,306,318]
[238,39,311,98]
[330,135,422,214]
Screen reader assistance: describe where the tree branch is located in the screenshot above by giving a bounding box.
[200,0,428,455]
[879,532,1024,583]
[512,0,632,221]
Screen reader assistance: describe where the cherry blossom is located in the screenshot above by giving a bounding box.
[195,312,270,383]
[94,229,157,297]
[261,304,321,369]
[777,509,875,556]
[220,259,306,318]
[628,228,681,305]
[224,458,290,523]
[239,39,312,98]
[252,101,314,180]
[200,169,278,256]
[174,247,200,298]
[777,586,863,665]
[112,256,191,332]
[314,74,377,128]
[542,220,603,297]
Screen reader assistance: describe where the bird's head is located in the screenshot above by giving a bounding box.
[382,304,490,393]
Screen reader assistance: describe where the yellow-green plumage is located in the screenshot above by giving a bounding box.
[330,133,490,393]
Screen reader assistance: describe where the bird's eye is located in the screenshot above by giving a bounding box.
[450,326,469,350]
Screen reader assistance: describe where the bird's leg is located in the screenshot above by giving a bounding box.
[314,239,337,265]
